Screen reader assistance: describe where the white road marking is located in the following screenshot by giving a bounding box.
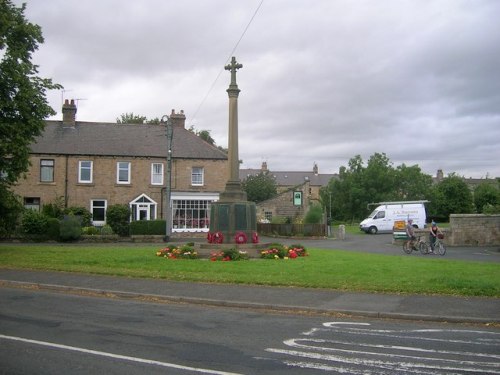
[264,321,500,374]
[0,334,241,375]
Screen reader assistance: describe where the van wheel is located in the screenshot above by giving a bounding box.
[368,226,378,234]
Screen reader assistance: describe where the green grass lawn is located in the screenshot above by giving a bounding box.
[1,244,498,297]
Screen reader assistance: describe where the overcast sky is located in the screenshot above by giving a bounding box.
[18,0,500,178]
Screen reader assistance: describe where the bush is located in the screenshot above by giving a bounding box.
[21,210,49,235]
[304,204,324,224]
[59,215,82,241]
[130,219,166,235]
[106,204,130,236]
[0,187,23,239]
[42,197,65,219]
[46,218,61,241]
[82,226,100,235]
[100,225,114,235]
[64,206,92,227]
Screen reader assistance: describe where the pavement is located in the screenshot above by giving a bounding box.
[1,268,499,325]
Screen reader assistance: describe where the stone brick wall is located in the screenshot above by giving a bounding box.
[449,214,500,246]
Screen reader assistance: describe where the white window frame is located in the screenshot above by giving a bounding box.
[191,167,204,186]
[78,160,93,183]
[91,199,107,226]
[117,162,131,184]
[151,163,164,185]
[40,159,54,182]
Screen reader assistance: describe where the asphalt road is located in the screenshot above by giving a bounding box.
[264,233,500,262]
[1,288,499,374]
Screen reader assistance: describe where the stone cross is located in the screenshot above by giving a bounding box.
[225,57,243,86]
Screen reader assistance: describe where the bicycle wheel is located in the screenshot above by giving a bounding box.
[402,242,412,254]
[419,241,428,255]
[437,241,446,256]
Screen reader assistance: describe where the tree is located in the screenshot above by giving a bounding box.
[428,174,474,220]
[116,112,147,124]
[394,164,433,201]
[0,0,61,184]
[473,182,499,213]
[242,172,277,203]
[320,153,433,222]
[0,0,61,235]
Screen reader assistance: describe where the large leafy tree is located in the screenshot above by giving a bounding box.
[0,0,61,185]
[321,153,433,222]
[242,172,278,203]
[473,181,499,213]
[428,174,474,220]
[0,1,61,236]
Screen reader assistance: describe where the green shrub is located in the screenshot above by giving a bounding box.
[0,187,23,239]
[21,210,49,235]
[99,225,114,235]
[129,219,166,235]
[42,197,65,219]
[64,206,92,227]
[304,204,323,224]
[46,218,61,240]
[82,226,100,235]
[106,204,130,236]
[59,215,82,241]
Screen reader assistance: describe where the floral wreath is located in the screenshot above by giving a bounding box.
[212,231,224,244]
[252,232,259,244]
[234,232,247,244]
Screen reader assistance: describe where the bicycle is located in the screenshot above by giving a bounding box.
[420,234,447,256]
[402,235,427,254]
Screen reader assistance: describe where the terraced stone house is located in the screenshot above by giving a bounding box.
[11,100,228,234]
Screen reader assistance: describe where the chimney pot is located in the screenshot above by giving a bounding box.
[62,98,77,127]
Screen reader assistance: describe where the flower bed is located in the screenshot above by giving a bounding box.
[156,244,198,259]
[210,248,249,261]
[260,243,307,259]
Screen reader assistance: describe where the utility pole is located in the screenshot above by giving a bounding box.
[161,115,173,241]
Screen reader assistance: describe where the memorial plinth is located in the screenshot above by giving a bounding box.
[209,57,257,244]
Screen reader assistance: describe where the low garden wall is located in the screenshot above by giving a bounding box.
[449,214,500,246]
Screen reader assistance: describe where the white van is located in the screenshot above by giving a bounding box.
[359,201,427,234]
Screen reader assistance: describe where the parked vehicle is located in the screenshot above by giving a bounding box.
[360,201,428,234]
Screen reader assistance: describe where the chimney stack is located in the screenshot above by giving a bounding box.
[169,109,186,128]
[62,99,77,126]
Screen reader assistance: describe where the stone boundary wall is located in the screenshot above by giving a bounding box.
[449,214,500,246]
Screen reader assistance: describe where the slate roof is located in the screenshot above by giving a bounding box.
[31,121,228,160]
[239,168,338,187]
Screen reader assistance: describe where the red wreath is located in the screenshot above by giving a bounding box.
[235,232,247,244]
[252,232,259,244]
[212,231,224,244]
[207,232,213,243]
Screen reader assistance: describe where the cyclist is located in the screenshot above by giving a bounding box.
[429,221,443,252]
[405,219,416,249]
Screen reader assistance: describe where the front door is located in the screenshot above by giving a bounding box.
[138,204,149,220]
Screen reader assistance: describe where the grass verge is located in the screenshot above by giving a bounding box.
[0,244,498,297]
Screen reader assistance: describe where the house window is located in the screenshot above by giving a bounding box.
[151,163,163,185]
[172,199,211,231]
[24,197,40,211]
[264,211,273,222]
[191,167,204,186]
[117,162,131,184]
[40,159,54,182]
[91,200,107,225]
[79,161,93,183]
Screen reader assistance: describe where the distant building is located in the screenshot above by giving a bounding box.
[11,100,228,233]
[240,162,338,222]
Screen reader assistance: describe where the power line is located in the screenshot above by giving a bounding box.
[188,0,265,128]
